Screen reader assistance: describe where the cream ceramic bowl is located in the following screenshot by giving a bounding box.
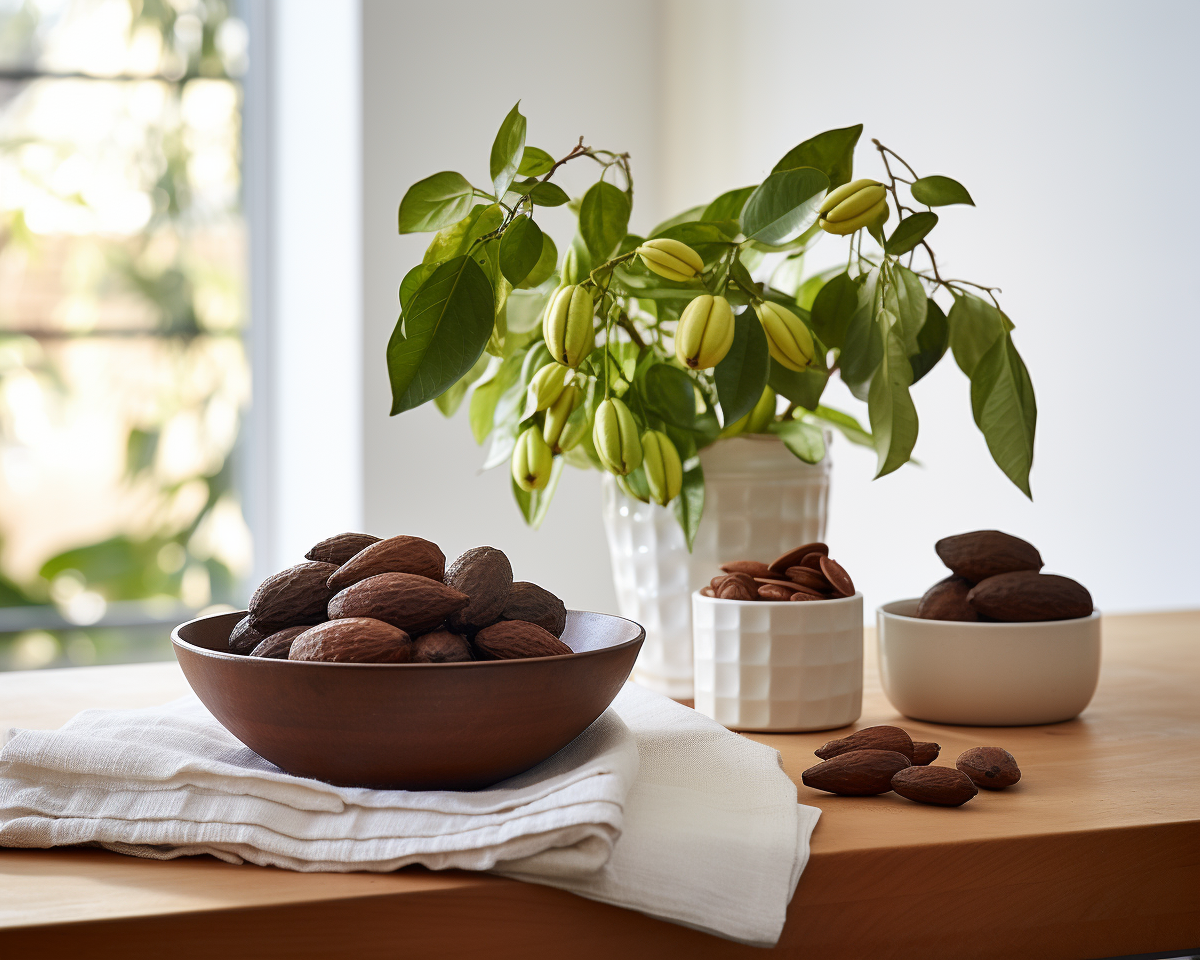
[876,599,1101,726]
[693,591,863,732]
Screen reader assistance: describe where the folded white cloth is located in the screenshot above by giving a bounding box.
[0,682,819,946]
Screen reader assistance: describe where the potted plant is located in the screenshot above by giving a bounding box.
[390,104,1036,696]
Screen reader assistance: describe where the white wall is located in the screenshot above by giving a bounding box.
[354,0,1199,616]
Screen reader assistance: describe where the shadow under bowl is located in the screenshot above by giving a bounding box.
[172,609,644,790]
[876,599,1101,726]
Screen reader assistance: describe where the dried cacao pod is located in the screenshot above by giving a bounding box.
[501,581,567,637]
[289,618,412,663]
[675,294,735,369]
[327,572,469,636]
[326,535,445,592]
[815,725,915,762]
[917,576,979,621]
[967,571,1092,622]
[249,561,339,632]
[304,532,381,566]
[444,546,513,634]
[228,616,268,656]
[411,629,474,663]
[802,749,911,796]
[891,766,978,806]
[249,624,310,659]
[472,620,573,659]
[934,530,1043,583]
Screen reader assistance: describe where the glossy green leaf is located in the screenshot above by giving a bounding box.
[511,457,565,528]
[948,293,1008,378]
[809,270,858,349]
[398,171,475,234]
[422,204,503,265]
[672,459,705,551]
[490,102,527,199]
[867,314,919,478]
[886,263,928,355]
[388,255,495,415]
[643,364,696,429]
[885,212,938,256]
[518,146,555,177]
[909,298,948,383]
[498,215,543,287]
[810,405,873,448]
[517,231,558,290]
[434,351,490,417]
[911,175,974,207]
[770,419,826,463]
[399,262,434,311]
[730,257,759,299]
[772,124,863,189]
[470,352,523,443]
[649,204,706,238]
[741,167,829,245]
[579,180,631,261]
[529,181,570,207]
[653,219,737,266]
[971,332,1036,497]
[715,308,770,426]
[702,185,756,225]
[768,359,828,412]
[838,268,883,397]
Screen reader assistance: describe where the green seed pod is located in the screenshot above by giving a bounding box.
[512,426,553,492]
[593,397,643,476]
[818,178,889,236]
[543,284,595,368]
[745,385,778,433]
[641,430,683,506]
[542,383,582,452]
[719,410,749,438]
[556,409,589,453]
[754,301,815,372]
[675,294,735,370]
[561,244,584,286]
[635,238,704,282]
[528,363,569,413]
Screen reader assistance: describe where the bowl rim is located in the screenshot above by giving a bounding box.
[877,597,1101,627]
[692,589,862,607]
[172,608,645,668]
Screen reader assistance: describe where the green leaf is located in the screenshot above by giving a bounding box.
[652,219,738,266]
[769,419,826,463]
[810,405,873,448]
[772,124,863,190]
[886,263,928,355]
[885,212,938,256]
[867,314,919,478]
[398,171,475,234]
[672,460,705,551]
[911,175,974,207]
[768,359,828,411]
[399,263,434,311]
[643,363,696,429]
[469,353,521,443]
[499,215,544,287]
[511,457,565,529]
[490,102,527,199]
[839,267,883,397]
[388,255,496,415]
[517,231,558,290]
[649,204,706,238]
[579,181,631,261]
[434,351,490,417]
[715,308,770,426]
[422,204,504,265]
[518,146,555,177]
[948,293,1007,378]
[529,181,570,207]
[971,332,1036,498]
[909,298,948,383]
[730,256,760,300]
[702,186,756,225]
[741,168,830,245]
[809,271,858,350]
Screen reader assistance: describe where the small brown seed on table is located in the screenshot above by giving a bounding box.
[816,724,916,762]
[911,741,941,765]
[956,746,1022,788]
[802,749,911,796]
[891,766,978,806]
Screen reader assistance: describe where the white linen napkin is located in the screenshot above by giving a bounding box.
[0,682,819,946]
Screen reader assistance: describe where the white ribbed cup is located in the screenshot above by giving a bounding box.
[601,435,830,699]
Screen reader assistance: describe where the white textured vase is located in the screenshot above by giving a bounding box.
[600,436,831,699]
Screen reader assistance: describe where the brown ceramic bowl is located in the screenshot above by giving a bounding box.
[172,610,644,790]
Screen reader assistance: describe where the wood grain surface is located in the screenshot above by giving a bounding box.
[1,610,1198,959]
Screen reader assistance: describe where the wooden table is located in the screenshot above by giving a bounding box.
[1,610,1198,959]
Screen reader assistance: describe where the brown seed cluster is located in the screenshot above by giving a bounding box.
[800,724,1022,807]
[700,542,856,602]
[227,533,570,664]
[918,530,1093,622]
